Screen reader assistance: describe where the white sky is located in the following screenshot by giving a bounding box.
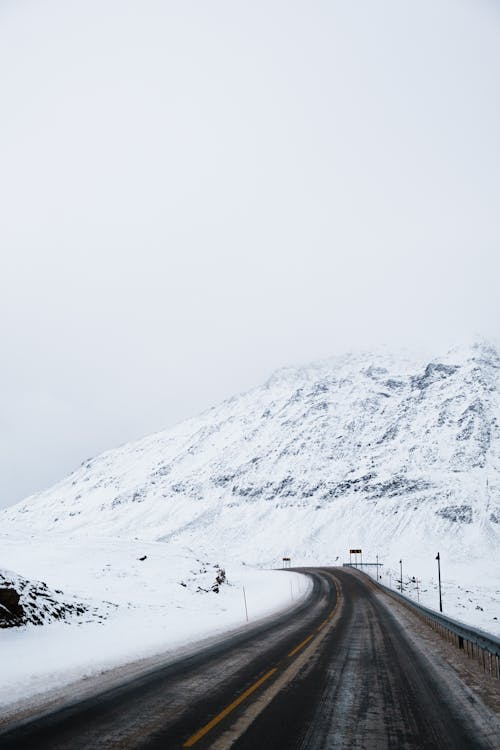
[1,0,499,508]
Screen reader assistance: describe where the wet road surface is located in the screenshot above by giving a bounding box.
[1,568,498,749]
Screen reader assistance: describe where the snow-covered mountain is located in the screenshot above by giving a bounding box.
[3,342,500,568]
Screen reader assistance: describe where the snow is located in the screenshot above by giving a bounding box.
[0,532,310,712]
[3,344,499,565]
[1,342,499,712]
[363,558,500,636]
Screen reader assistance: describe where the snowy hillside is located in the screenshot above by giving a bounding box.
[3,342,499,568]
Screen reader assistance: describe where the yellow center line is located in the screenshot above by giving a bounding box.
[182,668,278,747]
[287,633,314,658]
[183,576,341,747]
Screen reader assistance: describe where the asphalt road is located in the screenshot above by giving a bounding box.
[1,568,498,749]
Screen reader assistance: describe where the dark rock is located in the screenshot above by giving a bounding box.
[0,587,24,624]
[0,571,112,628]
[412,362,460,391]
[436,505,473,524]
[490,508,500,524]
[211,567,227,593]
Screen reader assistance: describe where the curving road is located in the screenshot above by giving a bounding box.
[0,568,498,749]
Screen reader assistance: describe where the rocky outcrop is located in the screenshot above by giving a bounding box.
[0,587,24,626]
[0,570,110,628]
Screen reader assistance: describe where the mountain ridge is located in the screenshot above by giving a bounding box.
[3,342,500,566]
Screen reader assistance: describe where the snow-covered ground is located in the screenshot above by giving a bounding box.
[361,557,500,636]
[0,532,310,713]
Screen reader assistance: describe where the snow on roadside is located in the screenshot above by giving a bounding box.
[363,559,500,637]
[0,531,311,712]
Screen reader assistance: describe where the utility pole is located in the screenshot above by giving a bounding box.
[436,552,443,612]
[416,578,420,603]
[399,559,403,593]
[376,554,379,580]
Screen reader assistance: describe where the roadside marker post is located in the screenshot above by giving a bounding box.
[243,586,249,623]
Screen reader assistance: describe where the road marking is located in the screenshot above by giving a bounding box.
[209,572,344,750]
[184,572,343,749]
[182,668,278,747]
[287,633,314,658]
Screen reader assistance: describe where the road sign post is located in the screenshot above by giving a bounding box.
[349,549,362,568]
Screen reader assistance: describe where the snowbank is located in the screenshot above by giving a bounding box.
[0,532,310,713]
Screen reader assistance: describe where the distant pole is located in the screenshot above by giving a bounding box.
[416,578,420,603]
[436,552,443,612]
[376,554,379,580]
[399,559,403,593]
[389,572,392,589]
[243,586,249,622]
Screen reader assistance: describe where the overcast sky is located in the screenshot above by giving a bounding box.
[1,0,499,509]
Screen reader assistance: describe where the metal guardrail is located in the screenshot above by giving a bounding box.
[344,564,500,679]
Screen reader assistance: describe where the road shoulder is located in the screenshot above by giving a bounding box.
[368,577,500,725]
